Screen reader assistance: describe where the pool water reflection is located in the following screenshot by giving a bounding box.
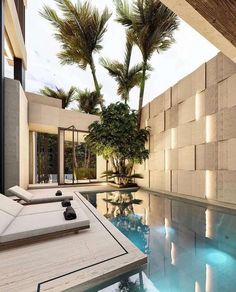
[83,190,236,292]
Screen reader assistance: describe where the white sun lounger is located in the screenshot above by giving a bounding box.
[8,185,73,204]
[0,194,90,248]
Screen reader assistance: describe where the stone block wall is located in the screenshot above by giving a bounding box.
[5,78,29,191]
[136,52,236,204]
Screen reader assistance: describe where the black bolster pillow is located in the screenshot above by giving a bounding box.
[61,199,71,207]
[64,206,77,220]
[55,190,62,196]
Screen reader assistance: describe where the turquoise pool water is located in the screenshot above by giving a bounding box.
[83,190,236,292]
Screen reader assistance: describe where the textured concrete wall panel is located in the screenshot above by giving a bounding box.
[148,112,165,135]
[137,53,236,204]
[166,148,178,170]
[228,139,236,170]
[192,117,206,145]
[196,142,218,170]
[149,151,165,171]
[223,107,236,140]
[149,170,169,191]
[177,122,193,148]
[218,140,228,170]
[206,55,217,87]
[178,95,196,125]
[217,171,236,203]
[217,53,236,83]
[178,145,195,170]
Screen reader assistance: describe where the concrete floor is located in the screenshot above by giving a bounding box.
[0,187,147,292]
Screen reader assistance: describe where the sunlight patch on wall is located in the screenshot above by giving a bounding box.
[205,170,216,199]
[195,281,201,292]
[165,217,170,239]
[205,264,212,292]
[171,242,176,265]
[205,209,213,239]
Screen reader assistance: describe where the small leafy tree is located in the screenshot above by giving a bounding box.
[85,102,149,185]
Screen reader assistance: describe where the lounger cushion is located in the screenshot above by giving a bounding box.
[0,211,15,234]
[8,186,33,202]
[26,195,74,204]
[0,208,90,243]
[0,193,23,216]
[18,201,80,216]
[8,186,73,204]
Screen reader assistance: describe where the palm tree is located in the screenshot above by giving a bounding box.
[100,31,148,104]
[40,0,111,109]
[75,89,101,115]
[115,0,179,127]
[39,86,76,109]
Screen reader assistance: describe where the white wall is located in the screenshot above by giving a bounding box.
[26,92,62,108]
[96,156,108,181]
[19,86,29,189]
[4,78,29,191]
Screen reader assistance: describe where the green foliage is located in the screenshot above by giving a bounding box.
[85,102,149,185]
[85,102,149,161]
[74,89,101,114]
[74,167,96,180]
[100,31,151,104]
[118,278,146,291]
[115,0,179,61]
[40,0,111,69]
[101,170,143,185]
[40,0,112,106]
[39,86,77,109]
[37,133,58,183]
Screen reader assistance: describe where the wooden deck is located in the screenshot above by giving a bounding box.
[0,187,147,292]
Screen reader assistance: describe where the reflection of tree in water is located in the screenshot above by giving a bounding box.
[103,192,142,217]
[117,277,146,292]
[103,192,150,254]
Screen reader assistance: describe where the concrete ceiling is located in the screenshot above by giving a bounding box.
[160,0,236,63]
[186,0,236,47]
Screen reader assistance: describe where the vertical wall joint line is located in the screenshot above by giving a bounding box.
[0,0,5,193]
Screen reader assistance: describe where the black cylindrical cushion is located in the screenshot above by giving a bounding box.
[64,206,77,220]
[55,190,62,196]
[61,199,71,207]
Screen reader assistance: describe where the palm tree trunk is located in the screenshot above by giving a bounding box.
[123,92,129,105]
[137,60,147,128]
[90,58,103,110]
[84,144,87,167]
[124,37,132,105]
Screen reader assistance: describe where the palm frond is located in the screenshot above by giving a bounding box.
[75,88,101,114]
[39,86,77,108]
[114,0,133,27]
[40,0,111,69]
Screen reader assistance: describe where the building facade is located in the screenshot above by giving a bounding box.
[1,0,236,206]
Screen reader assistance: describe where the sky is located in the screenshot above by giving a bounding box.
[24,0,219,110]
